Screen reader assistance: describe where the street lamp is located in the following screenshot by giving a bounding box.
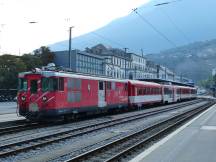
[154,0,181,6]
[123,48,128,79]
[68,26,74,69]
[29,21,38,24]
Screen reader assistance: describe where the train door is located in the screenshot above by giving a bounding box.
[27,75,41,112]
[98,81,107,107]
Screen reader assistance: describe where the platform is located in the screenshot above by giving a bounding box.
[0,102,17,114]
[130,103,216,162]
[0,113,24,123]
[0,102,24,122]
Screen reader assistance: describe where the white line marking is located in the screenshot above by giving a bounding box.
[129,104,216,162]
[201,126,216,131]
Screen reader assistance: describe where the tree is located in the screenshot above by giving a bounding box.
[33,46,54,66]
[198,75,216,89]
[0,55,26,89]
[20,54,42,71]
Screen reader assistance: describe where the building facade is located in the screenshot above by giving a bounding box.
[53,44,192,83]
[86,44,148,79]
[54,50,104,76]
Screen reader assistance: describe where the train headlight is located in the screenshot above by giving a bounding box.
[21,96,26,101]
[42,96,47,102]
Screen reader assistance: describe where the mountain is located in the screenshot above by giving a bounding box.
[49,0,216,54]
[146,39,216,83]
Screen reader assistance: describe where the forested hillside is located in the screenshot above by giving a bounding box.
[146,39,216,83]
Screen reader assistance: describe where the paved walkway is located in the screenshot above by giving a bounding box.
[130,104,216,162]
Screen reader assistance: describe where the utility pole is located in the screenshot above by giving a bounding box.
[123,47,128,79]
[68,26,74,69]
[141,48,144,57]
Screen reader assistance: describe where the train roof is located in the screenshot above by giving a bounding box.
[19,70,196,89]
[128,80,161,86]
[19,70,128,83]
[139,78,195,87]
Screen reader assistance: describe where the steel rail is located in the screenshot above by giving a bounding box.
[0,99,201,137]
[0,99,205,158]
[65,101,215,162]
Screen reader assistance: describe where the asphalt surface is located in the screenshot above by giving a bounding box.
[0,102,24,122]
[0,102,17,114]
[130,103,216,162]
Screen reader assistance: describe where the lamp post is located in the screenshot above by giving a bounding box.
[68,26,74,69]
[123,47,128,79]
[154,0,181,6]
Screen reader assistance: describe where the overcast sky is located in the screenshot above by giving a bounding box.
[0,0,150,55]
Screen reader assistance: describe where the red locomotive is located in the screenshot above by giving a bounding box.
[17,69,197,120]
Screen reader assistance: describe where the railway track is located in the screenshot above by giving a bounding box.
[65,101,215,162]
[0,99,208,158]
[0,122,48,136]
[0,99,203,136]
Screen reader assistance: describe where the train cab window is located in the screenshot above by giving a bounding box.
[30,80,38,94]
[48,78,58,91]
[18,78,27,91]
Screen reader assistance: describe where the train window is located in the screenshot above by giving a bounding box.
[75,92,81,102]
[58,78,64,91]
[164,88,169,94]
[143,88,146,95]
[99,81,104,90]
[157,88,160,94]
[42,78,58,92]
[150,88,153,94]
[124,83,128,91]
[153,88,155,94]
[138,89,142,95]
[67,78,74,89]
[18,78,27,91]
[30,80,38,94]
[107,82,111,90]
[67,91,81,102]
[156,88,159,94]
[49,78,58,91]
[146,88,150,94]
[111,82,116,90]
[177,89,181,94]
[75,79,81,89]
[42,78,49,92]
[68,92,74,102]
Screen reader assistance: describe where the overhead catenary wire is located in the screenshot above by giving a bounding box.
[91,31,140,54]
[157,6,190,44]
[132,8,177,48]
[91,31,126,48]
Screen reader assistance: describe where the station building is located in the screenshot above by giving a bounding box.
[54,50,104,76]
[53,44,192,84]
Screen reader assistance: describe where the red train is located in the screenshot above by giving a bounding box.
[17,69,197,120]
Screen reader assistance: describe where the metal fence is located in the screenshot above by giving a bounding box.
[0,89,17,102]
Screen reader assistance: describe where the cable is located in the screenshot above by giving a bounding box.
[158,7,190,44]
[91,32,127,49]
[91,31,139,54]
[132,8,177,48]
